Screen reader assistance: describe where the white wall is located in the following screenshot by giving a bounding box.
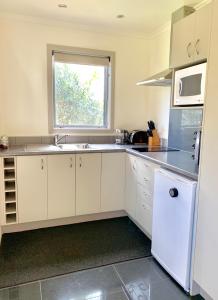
[146,24,171,139]
[0,15,149,136]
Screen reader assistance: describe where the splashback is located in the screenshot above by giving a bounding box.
[168,108,203,153]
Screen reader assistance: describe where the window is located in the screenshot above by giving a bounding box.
[47,45,115,133]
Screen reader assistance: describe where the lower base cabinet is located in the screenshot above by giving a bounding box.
[14,152,158,237]
[125,154,137,218]
[76,153,101,215]
[101,153,125,212]
[125,154,159,237]
[135,183,153,236]
[47,155,76,219]
[17,156,47,223]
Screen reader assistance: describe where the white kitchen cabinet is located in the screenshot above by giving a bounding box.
[125,154,137,218]
[101,153,125,212]
[194,3,212,62]
[193,1,218,298]
[47,155,76,219]
[135,183,153,236]
[170,3,212,68]
[170,12,195,68]
[76,153,101,215]
[17,156,47,223]
[125,153,159,236]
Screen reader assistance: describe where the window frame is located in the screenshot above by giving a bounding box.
[47,44,115,134]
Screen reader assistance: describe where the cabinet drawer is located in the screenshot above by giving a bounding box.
[137,158,153,179]
[137,183,153,207]
[136,195,153,236]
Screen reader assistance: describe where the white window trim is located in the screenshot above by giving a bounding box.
[47,44,115,134]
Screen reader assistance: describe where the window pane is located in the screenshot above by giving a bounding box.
[54,62,106,127]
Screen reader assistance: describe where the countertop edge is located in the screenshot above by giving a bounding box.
[0,145,198,180]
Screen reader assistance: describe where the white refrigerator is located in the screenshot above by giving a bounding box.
[151,169,197,292]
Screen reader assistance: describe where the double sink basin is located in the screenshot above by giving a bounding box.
[25,143,94,153]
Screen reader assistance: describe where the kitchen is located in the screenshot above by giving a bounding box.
[0,0,217,299]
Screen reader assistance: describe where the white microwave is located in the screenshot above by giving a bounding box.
[173,62,207,106]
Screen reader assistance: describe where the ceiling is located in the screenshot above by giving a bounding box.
[0,0,204,36]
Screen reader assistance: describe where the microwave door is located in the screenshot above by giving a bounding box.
[174,74,204,106]
[180,74,202,97]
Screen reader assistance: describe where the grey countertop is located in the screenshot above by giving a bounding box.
[0,144,198,180]
[127,148,198,180]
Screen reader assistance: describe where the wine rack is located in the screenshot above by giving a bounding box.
[1,157,18,224]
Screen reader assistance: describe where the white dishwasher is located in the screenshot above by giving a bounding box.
[151,169,197,292]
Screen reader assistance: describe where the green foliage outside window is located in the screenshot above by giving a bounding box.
[55,63,104,127]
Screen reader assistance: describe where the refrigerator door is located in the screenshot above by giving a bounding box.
[151,169,197,291]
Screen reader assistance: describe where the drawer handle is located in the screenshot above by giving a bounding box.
[41,159,44,170]
[70,157,73,168]
[144,177,149,182]
[144,163,150,168]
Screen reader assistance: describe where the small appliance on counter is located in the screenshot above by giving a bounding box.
[115,129,129,145]
[129,130,148,145]
[0,136,9,149]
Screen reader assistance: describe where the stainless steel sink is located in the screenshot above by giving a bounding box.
[58,143,91,150]
[25,144,61,152]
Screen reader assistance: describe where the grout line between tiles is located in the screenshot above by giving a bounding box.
[39,281,43,300]
[112,265,131,300]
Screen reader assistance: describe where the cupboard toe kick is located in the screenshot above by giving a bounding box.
[0,152,158,239]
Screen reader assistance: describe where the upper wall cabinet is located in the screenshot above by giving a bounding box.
[170,3,212,68]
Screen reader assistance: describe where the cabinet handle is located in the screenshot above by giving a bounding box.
[195,39,200,55]
[70,157,73,168]
[79,157,82,168]
[186,42,192,58]
[144,177,149,182]
[41,158,44,170]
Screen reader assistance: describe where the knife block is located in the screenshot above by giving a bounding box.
[148,129,161,146]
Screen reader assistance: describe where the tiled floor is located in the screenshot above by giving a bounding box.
[0,257,203,300]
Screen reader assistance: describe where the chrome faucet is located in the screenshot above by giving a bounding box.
[54,135,69,146]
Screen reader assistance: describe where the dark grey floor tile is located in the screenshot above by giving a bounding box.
[106,289,128,300]
[122,278,190,300]
[41,265,124,300]
[149,279,189,300]
[114,258,164,288]
[0,282,41,300]
[146,257,171,281]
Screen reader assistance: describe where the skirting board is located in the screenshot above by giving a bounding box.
[1,210,127,234]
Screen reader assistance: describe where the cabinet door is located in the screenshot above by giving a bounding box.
[17,156,47,223]
[125,154,137,218]
[194,3,212,62]
[170,13,196,68]
[48,155,75,219]
[76,153,101,215]
[193,1,218,298]
[101,153,125,212]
